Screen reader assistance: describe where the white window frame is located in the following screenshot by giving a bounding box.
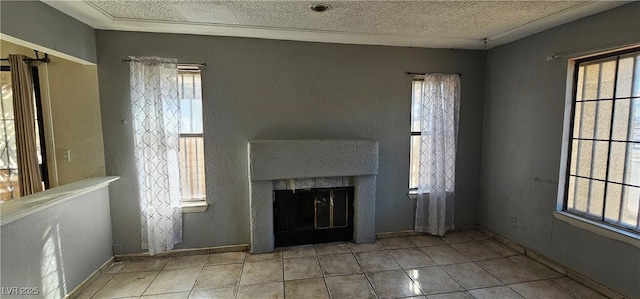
[177,66,207,213]
[409,79,422,195]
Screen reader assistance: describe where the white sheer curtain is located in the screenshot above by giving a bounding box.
[129,56,182,255]
[415,74,460,236]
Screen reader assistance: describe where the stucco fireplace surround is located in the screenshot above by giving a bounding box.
[248,139,379,253]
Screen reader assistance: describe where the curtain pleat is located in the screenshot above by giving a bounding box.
[129,56,182,255]
[8,55,42,196]
[415,74,460,236]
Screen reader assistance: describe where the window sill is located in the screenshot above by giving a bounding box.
[181,201,208,213]
[553,211,639,248]
[408,190,418,200]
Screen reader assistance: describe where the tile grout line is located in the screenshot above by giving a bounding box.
[87,262,123,299]
[184,262,206,299]
[393,237,431,297]
[350,244,381,299]
[314,244,333,299]
[233,253,247,299]
[431,235,473,297]
[281,248,286,298]
[138,263,163,298]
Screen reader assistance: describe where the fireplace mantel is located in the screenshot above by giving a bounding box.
[248,139,379,253]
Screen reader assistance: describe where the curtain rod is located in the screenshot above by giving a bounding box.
[546,42,640,61]
[405,71,462,77]
[1,51,50,64]
[121,58,206,68]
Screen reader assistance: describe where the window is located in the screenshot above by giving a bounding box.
[409,80,423,190]
[0,65,48,201]
[178,67,206,203]
[409,75,460,193]
[564,47,640,233]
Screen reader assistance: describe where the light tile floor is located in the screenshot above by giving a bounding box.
[77,230,609,299]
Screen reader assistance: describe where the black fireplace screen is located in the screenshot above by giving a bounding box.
[274,187,354,247]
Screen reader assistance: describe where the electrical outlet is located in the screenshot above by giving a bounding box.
[509,216,517,229]
[60,149,71,162]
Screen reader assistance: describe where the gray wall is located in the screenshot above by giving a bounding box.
[479,3,640,298]
[95,31,485,254]
[0,188,113,298]
[0,1,97,63]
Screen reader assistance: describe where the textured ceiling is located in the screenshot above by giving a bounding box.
[43,1,629,49]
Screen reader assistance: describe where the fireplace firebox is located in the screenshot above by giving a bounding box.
[274,187,354,247]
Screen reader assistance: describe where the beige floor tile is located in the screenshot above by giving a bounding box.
[481,240,521,257]
[451,242,501,261]
[378,237,417,249]
[508,255,563,279]
[144,267,201,295]
[207,251,246,265]
[281,244,316,258]
[420,245,470,265]
[468,286,524,298]
[240,259,283,285]
[120,259,168,273]
[76,274,115,299]
[193,263,242,290]
[103,262,127,274]
[441,232,475,244]
[546,277,608,299]
[92,271,158,298]
[367,270,424,299]
[165,255,209,269]
[404,296,427,299]
[463,230,491,241]
[409,235,446,247]
[355,250,400,272]
[325,274,376,299]
[246,249,282,262]
[315,242,351,255]
[141,292,189,298]
[318,253,362,276]
[477,258,539,284]
[283,256,322,280]
[349,242,383,253]
[188,287,236,299]
[427,291,473,299]
[284,278,329,299]
[441,262,502,289]
[509,281,572,298]
[406,266,465,295]
[236,282,284,299]
[388,248,437,269]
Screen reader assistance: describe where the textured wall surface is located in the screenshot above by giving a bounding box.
[0,187,113,298]
[249,139,379,180]
[96,31,486,254]
[479,3,640,297]
[248,180,274,253]
[248,139,378,252]
[354,175,377,243]
[0,1,97,64]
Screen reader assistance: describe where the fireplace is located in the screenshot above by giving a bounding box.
[274,186,354,247]
[248,140,379,253]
